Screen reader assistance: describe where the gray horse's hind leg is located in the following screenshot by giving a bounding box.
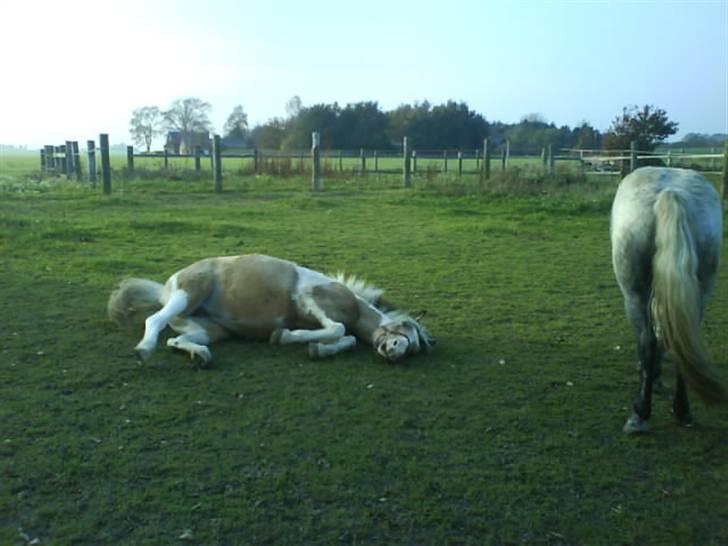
[620,289,661,433]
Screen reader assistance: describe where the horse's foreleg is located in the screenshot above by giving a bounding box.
[309,335,357,359]
[167,317,229,366]
[135,289,189,362]
[270,321,346,345]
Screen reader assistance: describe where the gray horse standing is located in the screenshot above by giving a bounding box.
[611,167,728,433]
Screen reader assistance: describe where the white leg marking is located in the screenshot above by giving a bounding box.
[166,319,212,364]
[277,322,346,345]
[309,335,357,359]
[272,288,346,345]
[134,289,189,361]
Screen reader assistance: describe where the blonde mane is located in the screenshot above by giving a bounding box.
[332,272,385,305]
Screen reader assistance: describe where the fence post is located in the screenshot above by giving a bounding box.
[360,148,366,175]
[126,145,134,174]
[338,150,343,172]
[163,148,169,169]
[481,138,491,181]
[629,141,637,173]
[547,144,554,175]
[457,151,463,176]
[374,150,378,173]
[87,140,97,186]
[195,148,201,171]
[40,149,47,176]
[475,148,480,170]
[412,150,417,173]
[312,132,322,191]
[45,145,55,171]
[505,139,510,169]
[99,133,111,195]
[72,141,81,180]
[443,150,448,173]
[66,141,76,177]
[403,136,412,188]
[501,147,506,171]
[722,140,728,201]
[212,134,222,193]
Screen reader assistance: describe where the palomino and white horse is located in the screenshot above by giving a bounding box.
[108,254,433,364]
[611,167,728,433]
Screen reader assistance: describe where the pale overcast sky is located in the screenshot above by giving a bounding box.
[1,0,726,148]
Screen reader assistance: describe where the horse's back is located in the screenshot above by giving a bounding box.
[612,167,720,231]
[173,254,300,337]
[611,167,722,291]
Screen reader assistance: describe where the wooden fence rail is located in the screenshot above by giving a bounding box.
[38,135,727,195]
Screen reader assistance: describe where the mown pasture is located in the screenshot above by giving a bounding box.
[1,165,727,545]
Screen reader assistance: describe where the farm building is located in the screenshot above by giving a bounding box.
[164,131,211,155]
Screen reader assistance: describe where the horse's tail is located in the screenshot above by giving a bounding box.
[107,278,164,332]
[651,190,728,404]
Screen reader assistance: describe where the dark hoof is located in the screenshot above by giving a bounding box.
[672,411,694,428]
[623,413,650,434]
[135,347,153,363]
[269,329,285,345]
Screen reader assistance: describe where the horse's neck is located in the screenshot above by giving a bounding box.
[353,297,390,343]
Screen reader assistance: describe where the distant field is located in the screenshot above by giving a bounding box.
[0,166,727,545]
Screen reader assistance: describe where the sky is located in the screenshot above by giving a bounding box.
[0,0,726,149]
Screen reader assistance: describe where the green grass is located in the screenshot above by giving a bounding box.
[1,166,727,545]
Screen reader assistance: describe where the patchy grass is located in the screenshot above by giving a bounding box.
[0,171,727,546]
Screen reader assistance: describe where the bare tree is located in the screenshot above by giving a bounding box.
[129,106,161,152]
[163,98,213,149]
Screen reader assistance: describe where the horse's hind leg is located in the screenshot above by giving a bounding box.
[135,289,189,362]
[672,373,692,426]
[622,290,659,433]
[167,317,229,366]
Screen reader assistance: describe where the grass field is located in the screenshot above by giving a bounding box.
[1,163,727,545]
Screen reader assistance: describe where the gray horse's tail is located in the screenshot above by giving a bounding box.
[651,190,728,404]
[107,278,164,332]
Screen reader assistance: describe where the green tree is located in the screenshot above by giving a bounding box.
[223,105,250,141]
[281,103,340,149]
[129,106,161,152]
[603,105,678,151]
[250,118,286,149]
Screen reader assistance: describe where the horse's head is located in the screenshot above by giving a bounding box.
[373,312,434,362]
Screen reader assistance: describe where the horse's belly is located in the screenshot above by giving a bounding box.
[202,255,299,338]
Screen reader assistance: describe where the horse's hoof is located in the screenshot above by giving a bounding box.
[623,413,650,434]
[308,343,323,359]
[270,329,287,345]
[191,348,212,367]
[672,411,694,428]
[135,346,153,363]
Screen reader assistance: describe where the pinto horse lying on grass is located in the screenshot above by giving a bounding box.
[108,253,433,365]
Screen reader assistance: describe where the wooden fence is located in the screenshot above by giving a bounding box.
[40,134,728,195]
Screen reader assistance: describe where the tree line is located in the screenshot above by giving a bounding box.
[130,97,685,155]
